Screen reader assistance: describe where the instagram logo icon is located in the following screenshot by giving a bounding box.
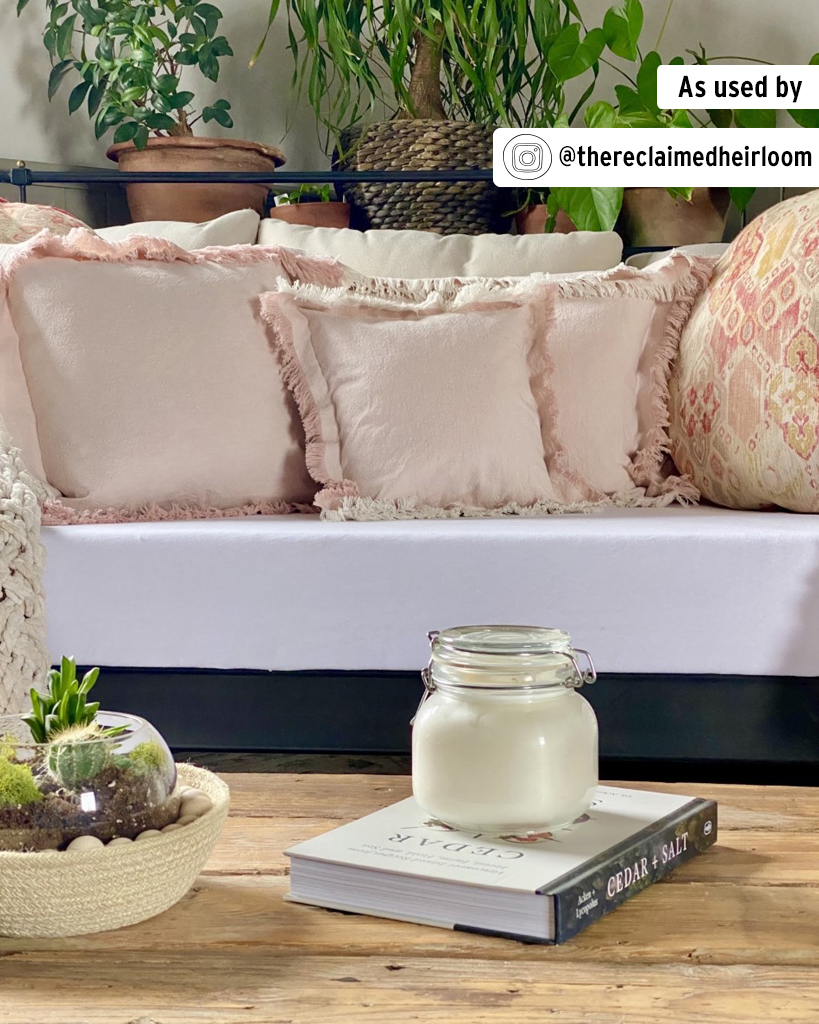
[503,133,551,179]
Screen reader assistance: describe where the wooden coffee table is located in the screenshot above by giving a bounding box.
[1,773,818,1023]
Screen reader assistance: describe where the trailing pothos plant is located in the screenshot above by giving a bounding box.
[16,0,236,149]
[539,0,819,230]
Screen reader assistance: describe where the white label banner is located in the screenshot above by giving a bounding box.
[657,65,819,109]
[492,128,817,188]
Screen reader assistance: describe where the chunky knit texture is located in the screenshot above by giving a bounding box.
[0,425,48,715]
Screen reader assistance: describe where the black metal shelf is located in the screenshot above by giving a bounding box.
[0,165,496,202]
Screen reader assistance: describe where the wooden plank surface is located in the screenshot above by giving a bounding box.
[2,772,818,1024]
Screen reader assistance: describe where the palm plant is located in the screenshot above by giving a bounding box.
[253,0,575,144]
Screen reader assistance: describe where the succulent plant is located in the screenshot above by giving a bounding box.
[0,758,43,809]
[46,724,114,791]
[23,656,124,744]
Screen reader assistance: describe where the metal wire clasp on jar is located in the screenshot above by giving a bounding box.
[411,625,598,835]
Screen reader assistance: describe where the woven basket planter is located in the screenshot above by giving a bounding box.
[336,119,510,235]
[0,764,228,938]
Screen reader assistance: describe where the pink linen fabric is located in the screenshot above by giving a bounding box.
[349,253,713,506]
[0,230,344,522]
[260,283,560,519]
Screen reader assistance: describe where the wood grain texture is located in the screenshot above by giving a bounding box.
[1,772,818,1024]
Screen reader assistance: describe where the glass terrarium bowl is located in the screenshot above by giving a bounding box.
[0,712,179,851]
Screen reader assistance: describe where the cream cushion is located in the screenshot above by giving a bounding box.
[257,221,623,277]
[96,209,260,248]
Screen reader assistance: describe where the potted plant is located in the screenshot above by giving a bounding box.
[18,0,284,223]
[0,657,229,938]
[540,0,817,242]
[0,657,181,851]
[269,184,351,228]
[253,1,571,234]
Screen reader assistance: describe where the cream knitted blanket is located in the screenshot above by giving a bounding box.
[0,429,48,715]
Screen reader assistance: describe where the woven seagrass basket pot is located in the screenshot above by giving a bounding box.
[336,119,510,235]
[0,764,228,938]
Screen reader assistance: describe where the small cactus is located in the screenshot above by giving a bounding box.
[47,724,113,790]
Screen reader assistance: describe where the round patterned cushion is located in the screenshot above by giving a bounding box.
[0,202,89,244]
[670,190,819,512]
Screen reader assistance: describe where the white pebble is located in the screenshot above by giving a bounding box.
[135,829,162,841]
[176,815,198,826]
[162,822,183,833]
[107,837,133,846]
[66,835,104,851]
[179,794,213,818]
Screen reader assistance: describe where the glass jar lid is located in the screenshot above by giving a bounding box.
[434,625,572,658]
[426,625,596,691]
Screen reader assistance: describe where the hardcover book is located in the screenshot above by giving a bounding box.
[286,786,717,944]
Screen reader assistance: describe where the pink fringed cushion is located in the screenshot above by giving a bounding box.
[0,230,344,522]
[670,191,819,512]
[0,202,90,244]
[261,283,559,519]
[350,253,712,506]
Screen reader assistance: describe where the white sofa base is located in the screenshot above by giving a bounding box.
[42,506,819,678]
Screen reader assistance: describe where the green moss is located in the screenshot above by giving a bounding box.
[0,758,43,808]
[0,734,16,761]
[128,741,166,772]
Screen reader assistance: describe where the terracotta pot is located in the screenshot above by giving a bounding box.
[268,202,351,229]
[106,136,285,223]
[515,205,577,234]
[617,187,729,247]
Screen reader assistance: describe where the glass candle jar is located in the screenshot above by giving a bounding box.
[412,625,598,835]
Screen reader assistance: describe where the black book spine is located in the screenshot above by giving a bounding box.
[549,798,718,944]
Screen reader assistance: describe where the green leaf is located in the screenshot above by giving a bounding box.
[113,121,139,144]
[669,108,693,127]
[134,124,150,149]
[16,0,32,13]
[120,86,146,103]
[202,105,233,127]
[789,109,819,127]
[47,59,73,100]
[547,25,605,82]
[603,0,643,61]
[666,187,694,201]
[198,54,220,81]
[729,187,756,213]
[144,112,176,130]
[636,51,661,113]
[56,14,77,60]
[87,78,106,116]
[196,4,223,36]
[549,187,624,231]
[67,79,90,113]
[211,98,230,109]
[167,90,194,109]
[708,108,733,128]
[584,101,618,128]
[614,84,644,115]
[735,109,776,128]
[95,105,123,138]
[155,74,180,93]
[175,50,197,65]
[210,36,233,57]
